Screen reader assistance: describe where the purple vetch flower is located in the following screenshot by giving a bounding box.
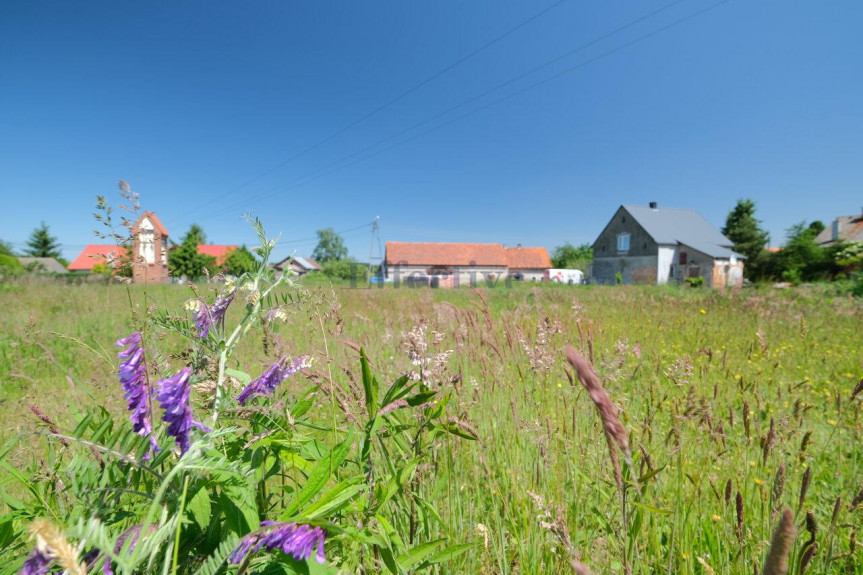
[229,521,326,565]
[116,333,159,455]
[236,356,311,405]
[101,524,153,575]
[19,549,52,575]
[156,367,209,454]
[193,289,236,338]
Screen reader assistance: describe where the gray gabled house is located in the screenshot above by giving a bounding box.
[591,203,744,287]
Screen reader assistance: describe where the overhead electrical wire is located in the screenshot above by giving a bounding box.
[165,0,569,225]
[190,0,731,223]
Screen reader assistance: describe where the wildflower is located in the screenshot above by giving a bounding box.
[236,356,311,405]
[711,514,721,522]
[20,549,52,575]
[229,521,326,565]
[156,367,208,454]
[699,309,706,314]
[192,289,236,338]
[116,333,158,454]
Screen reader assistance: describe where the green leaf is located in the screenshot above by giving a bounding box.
[186,486,212,530]
[280,431,354,519]
[380,375,413,408]
[301,476,364,519]
[434,422,478,441]
[360,348,378,419]
[396,539,444,569]
[417,543,473,568]
[225,368,251,387]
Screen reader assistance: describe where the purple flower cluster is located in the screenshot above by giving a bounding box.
[229,521,326,565]
[156,367,208,454]
[193,289,236,338]
[116,333,158,454]
[19,549,51,575]
[102,524,149,575]
[236,356,311,405]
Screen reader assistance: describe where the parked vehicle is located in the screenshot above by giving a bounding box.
[544,268,584,285]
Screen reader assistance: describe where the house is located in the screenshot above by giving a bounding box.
[272,256,322,277]
[17,257,68,274]
[67,211,237,282]
[68,245,127,272]
[131,211,170,283]
[505,246,552,281]
[384,241,550,286]
[591,203,744,288]
[815,210,863,246]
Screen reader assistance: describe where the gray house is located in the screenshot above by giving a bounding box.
[591,203,744,287]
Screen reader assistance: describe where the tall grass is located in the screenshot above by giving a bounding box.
[1,279,861,573]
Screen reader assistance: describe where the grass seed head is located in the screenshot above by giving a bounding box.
[762,508,796,575]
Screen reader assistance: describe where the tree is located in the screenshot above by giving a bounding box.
[0,239,15,257]
[223,245,259,276]
[776,222,833,283]
[551,242,593,270]
[312,228,348,263]
[168,224,217,280]
[722,199,769,279]
[24,222,62,259]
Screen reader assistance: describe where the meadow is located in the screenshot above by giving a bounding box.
[1,277,861,574]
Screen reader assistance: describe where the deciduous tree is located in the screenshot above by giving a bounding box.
[312,228,348,263]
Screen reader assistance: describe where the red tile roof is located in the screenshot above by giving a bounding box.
[136,211,170,237]
[387,242,508,266]
[505,246,552,269]
[68,245,126,271]
[197,245,237,266]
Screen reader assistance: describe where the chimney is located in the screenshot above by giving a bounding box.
[649,201,658,209]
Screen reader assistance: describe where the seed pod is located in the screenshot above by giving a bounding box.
[771,462,786,510]
[799,542,818,575]
[798,466,811,513]
[763,508,795,575]
[724,479,732,507]
[736,491,745,546]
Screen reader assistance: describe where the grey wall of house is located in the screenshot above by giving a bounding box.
[591,255,659,284]
[591,207,661,284]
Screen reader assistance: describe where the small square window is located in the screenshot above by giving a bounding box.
[617,234,630,252]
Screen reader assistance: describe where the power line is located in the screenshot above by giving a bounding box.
[191,0,727,223]
[165,0,569,225]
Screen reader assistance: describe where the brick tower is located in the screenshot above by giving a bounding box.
[131,212,170,283]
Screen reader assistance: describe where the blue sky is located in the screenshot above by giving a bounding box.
[2,0,861,263]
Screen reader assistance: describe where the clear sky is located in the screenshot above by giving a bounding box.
[2,0,861,264]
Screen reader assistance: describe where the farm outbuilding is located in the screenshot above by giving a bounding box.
[591,203,744,288]
[384,241,550,286]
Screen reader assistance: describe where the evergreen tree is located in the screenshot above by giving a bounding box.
[24,222,62,259]
[0,239,15,257]
[722,199,769,279]
[168,224,217,279]
[312,228,348,263]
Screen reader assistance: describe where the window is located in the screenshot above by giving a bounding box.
[617,233,630,252]
[679,252,687,265]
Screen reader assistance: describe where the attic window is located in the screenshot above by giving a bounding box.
[617,233,630,252]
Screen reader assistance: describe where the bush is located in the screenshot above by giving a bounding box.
[321,258,369,282]
[0,254,23,277]
[684,276,705,288]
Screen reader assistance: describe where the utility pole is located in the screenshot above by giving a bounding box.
[367,216,381,282]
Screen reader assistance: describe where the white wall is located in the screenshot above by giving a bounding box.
[656,245,677,284]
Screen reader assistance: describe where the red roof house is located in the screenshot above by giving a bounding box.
[197,245,237,266]
[68,245,127,271]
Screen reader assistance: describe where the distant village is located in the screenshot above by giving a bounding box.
[4,202,863,289]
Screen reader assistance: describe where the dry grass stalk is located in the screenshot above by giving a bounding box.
[762,418,776,464]
[762,508,795,575]
[799,542,818,574]
[565,345,631,490]
[851,487,863,511]
[29,518,86,575]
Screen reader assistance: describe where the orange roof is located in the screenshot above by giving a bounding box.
[387,242,540,267]
[68,245,126,271]
[505,246,551,269]
[197,245,236,266]
[135,211,170,237]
